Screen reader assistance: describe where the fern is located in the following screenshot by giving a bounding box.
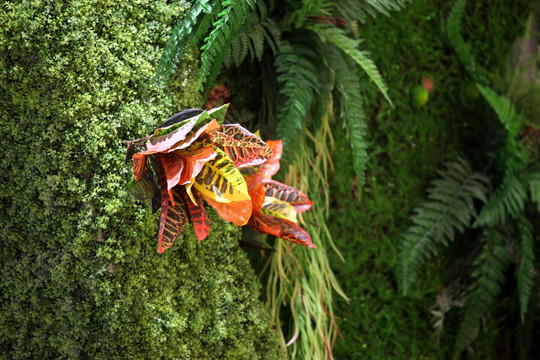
[275,40,323,149]
[322,43,369,195]
[333,0,408,23]
[453,227,512,360]
[224,1,280,67]
[477,84,525,137]
[516,216,535,323]
[198,0,257,90]
[399,157,490,294]
[527,169,540,211]
[446,0,486,83]
[313,25,392,106]
[474,169,527,227]
[155,0,215,82]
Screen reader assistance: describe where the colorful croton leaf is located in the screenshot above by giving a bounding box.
[126,104,281,253]
[241,139,316,248]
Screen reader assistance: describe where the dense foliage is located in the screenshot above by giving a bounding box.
[325,0,535,359]
[399,1,540,358]
[0,1,285,358]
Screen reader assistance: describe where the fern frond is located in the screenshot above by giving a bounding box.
[446,0,486,83]
[322,43,369,195]
[453,227,511,359]
[198,0,257,90]
[477,84,525,137]
[474,170,527,228]
[313,25,392,106]
[224,1,280,67]
[275,40,323,149]
[399,157,491,294]
[155,0,215,82]
[527,169,540,211]
[516,216,535,323]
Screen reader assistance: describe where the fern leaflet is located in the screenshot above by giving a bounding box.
[312,25,392,106]
[224,1,280,67]
[516,216,535,323]
[155,0,214,82]
[476,84,525,137]
[453,227,511,359]
[333,0,408,23]
[275,40,322,149]
[446,0,486,83]
[474,170,527,228]
[197,0,257,90]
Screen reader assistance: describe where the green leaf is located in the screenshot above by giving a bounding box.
[126,177,157,201]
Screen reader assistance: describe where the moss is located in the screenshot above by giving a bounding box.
[0,1,285,358]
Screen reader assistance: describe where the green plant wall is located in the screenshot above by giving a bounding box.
[0,1,285,358]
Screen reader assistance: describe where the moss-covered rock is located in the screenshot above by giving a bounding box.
[0,1,285,358]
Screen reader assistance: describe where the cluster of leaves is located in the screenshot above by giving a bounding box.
[155,1,408,357]
[126,104,315,253]
[399,0,539,358]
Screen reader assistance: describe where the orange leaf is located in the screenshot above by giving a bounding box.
[245,176,265,215]
[202,194,253,226]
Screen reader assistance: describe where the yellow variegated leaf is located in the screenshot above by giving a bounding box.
[193,147,250,203]
[260,196,298,223]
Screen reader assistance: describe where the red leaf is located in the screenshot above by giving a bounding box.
[262,179,313,213]
[154,146,216,205]
[180,188,210,242]
[210,124,272,167]
[159,153,184,205]
[248,214,315,248]
[157,168,189,254]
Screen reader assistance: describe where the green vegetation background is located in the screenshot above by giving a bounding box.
[0,0,534,359]
[327,1,532,358]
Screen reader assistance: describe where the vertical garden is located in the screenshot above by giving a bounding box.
[1,0,539,359]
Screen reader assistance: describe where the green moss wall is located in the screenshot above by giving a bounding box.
[0,1,285,358]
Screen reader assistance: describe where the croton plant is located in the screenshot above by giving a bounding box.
[126,104,315,253]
